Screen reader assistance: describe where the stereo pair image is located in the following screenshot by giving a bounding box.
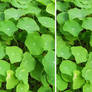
[0,0,91,92]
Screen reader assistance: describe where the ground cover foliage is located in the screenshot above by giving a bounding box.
[57,0,92,92]
[0,0,55,92]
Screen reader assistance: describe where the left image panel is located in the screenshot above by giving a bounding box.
[0,0,55,92]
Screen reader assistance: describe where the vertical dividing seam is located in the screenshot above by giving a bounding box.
[55,0,57,91]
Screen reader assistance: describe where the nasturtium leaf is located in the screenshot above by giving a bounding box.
[0,20,18,36]
[42,50,55,85]
[57,74,68,91]
[83,83,92,92]
[25,32,44,55]
[71,46,88,64]
[60,60,77,76]
[64,90,72,92]
[68,8,84,20]
[57,1,70,11]
[46,3,55,16]
[73,70,85,89]
[82,66,92,83]
[82,17,92,31]
[6,70,18,89]
[0,60,10,76]
[41,74,49,87]
[63,20,83,37]
[6,46,23,64]
[38,86,52,92]
[4,8,21,20]
[57,12,68,25]
[16,82,29,92]
[57,36,71,59]
[21,52,36,72]
[17,17,39,33]
[15,67,28,84]
[30,61,43,81]
[36,0,51,6]
[41,34,55,51]
[38,17,55,29]
[73,0,92,9]
[61,73,72,82]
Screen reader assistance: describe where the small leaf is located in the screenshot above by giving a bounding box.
[83,83,92,92]
[73,70,85,89]
[71,46,88,64]
[0,60,10,76]
[6,46,23,64]
[57,36,71,59]
[60,60,77,76]
[6,70,18,89]
[25,32,44,55]
[38,86,52,92]
[0,20,18,36]
[17,17,39,33]
[41,34,55,51]
[38,17,55,29]
[63,20,83,37]
[16,82,29,92]
[21,52,36,72]
[42,50,55,85]
[82,17,92,31]
[46,3,55,16]
[57,74,68,91]
[15,67,28,84]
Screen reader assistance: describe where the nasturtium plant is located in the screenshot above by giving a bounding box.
[57,0,92,91]
[0,0,55,91]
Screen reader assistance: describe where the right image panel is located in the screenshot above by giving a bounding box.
[56,0,91,92]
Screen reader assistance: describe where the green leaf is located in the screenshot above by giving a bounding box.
[0,20,18,36]
[36,0,51,6]
[6,70,18,89]
[41,34,55,51]
[21,52,36,72]
[57,12,68,25]
[73,70,85,89]
[0,60,10,76]
[83,83,92,92]
[42,50,55,85]
[17,17,39,33]
[82,17,92,31]
[30,61,43,81]
[46,3,55,16]
[57,74,68,91]
[25,32,44,55]
[82,66,92,83]
[16,82,29,92]
[57,1,70,11]
[6,46,23,64]
[71,46,88,64]
[59,60,77,76]
[15,67,28,84]
[38,86,52,92]
[38,17,55,29]
[63,20,83,37]
[57,36,71,59]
